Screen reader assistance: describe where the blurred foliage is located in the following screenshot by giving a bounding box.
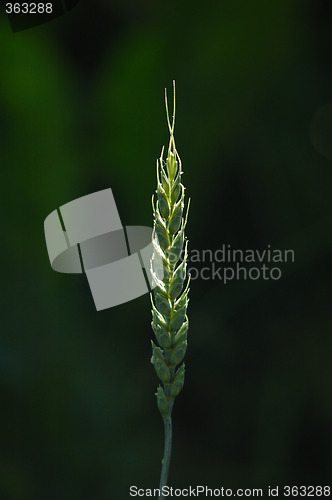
[1,0,332,498]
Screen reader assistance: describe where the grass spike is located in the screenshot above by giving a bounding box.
[150,82,190,498]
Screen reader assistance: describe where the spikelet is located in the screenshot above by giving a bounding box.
[150,81,190,418]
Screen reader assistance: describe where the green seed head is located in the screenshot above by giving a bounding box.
[150,81,190,418]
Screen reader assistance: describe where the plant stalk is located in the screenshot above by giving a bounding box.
[159,415,173,499]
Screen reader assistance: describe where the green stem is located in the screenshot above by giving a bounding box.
[158,415,173,499]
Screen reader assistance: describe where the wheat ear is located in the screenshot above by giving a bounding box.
[150,81,190,495]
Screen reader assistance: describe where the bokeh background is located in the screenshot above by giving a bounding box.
[1,0,332,498]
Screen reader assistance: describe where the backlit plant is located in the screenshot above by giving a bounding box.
[150,81,190,496]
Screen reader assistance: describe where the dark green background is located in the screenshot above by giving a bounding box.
[1,0,332,498]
